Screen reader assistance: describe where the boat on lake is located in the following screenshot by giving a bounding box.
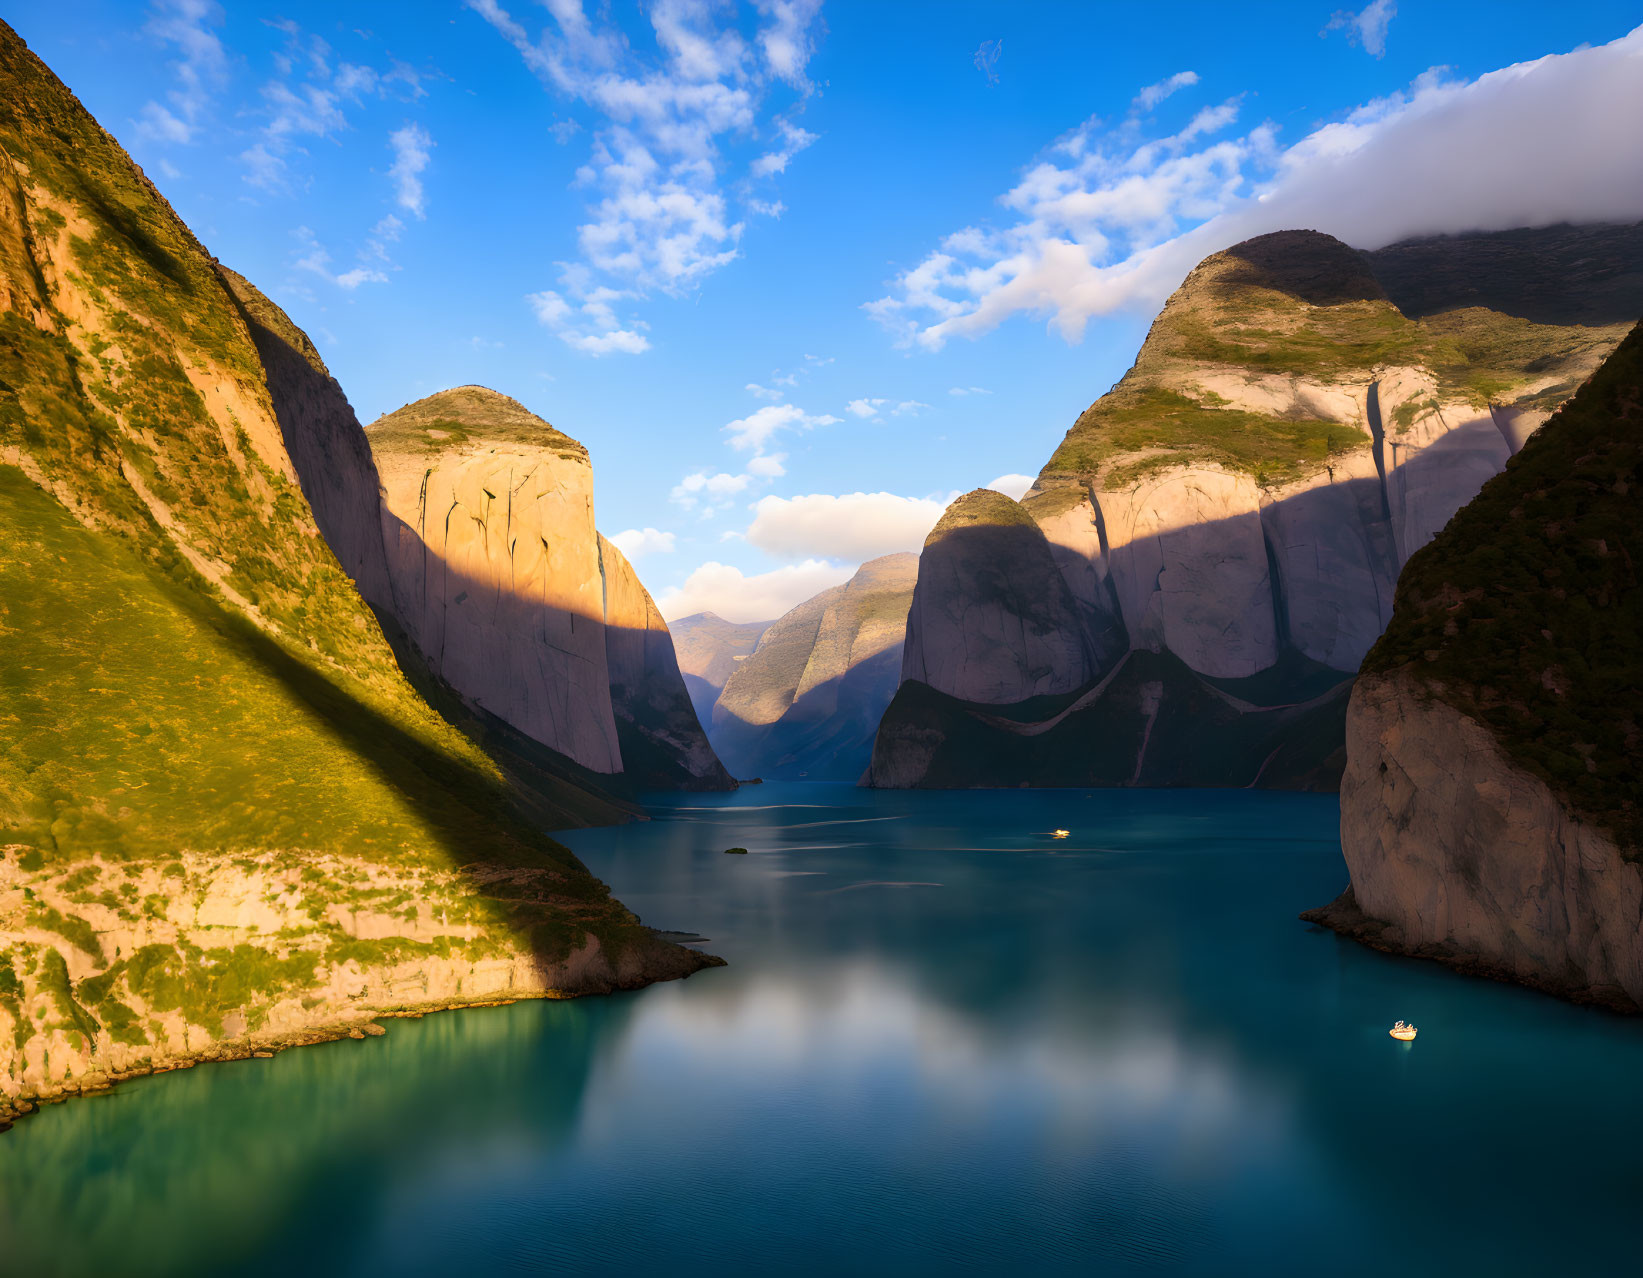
[1390,1021,1418,1041]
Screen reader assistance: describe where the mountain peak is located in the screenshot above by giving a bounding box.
[367,385,586,458]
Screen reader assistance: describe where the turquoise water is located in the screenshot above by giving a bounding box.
[3,785,1642,1276]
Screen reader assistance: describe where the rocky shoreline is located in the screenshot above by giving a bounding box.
[0,937,723,1134]
[1301,887,1639,1015]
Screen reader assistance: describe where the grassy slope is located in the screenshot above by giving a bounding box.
[368,385,586,458]
[1362,321,1643,851]
[0,22,674,1063]
[1040,229,1631,489]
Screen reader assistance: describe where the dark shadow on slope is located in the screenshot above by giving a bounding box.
[711,645,902,783]
[868,485,1396,790]
[682,671,722,728]
[1217,230,1389,306]
[377,508,733,794]
[869,653,1350,792]
[1365,221,1643,326]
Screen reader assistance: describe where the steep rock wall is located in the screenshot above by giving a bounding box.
[370,395,624,774]
[598,534,731,790]
[1313,672,1641,1009]
[900,491,1090,703]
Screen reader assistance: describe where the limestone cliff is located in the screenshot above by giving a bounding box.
[870,225,1641,790]
[599,534,735,790]
[366,386,730,790]
[668,612,772,726]
[713,554,918,781]
[0,21,714,1131]
[1305,322,1642,1008]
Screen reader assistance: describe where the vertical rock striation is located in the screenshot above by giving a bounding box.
[1306,321,1643,1008]
[869,225,1642,790]
[366,387,730,789]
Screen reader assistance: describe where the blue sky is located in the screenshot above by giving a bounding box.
[10,1,1643,620]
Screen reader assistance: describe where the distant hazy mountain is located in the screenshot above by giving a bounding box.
[869,223,1642,791]
[713,554,918,781]
[668,612,773,726]
[1308,319,1642,1009]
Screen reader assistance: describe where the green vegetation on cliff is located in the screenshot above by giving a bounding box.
[1047,386,1364,488]
[368,385,586,458]
[0,20,703,1102]
[1362,321,1643,848]
[1039,228,1634,490]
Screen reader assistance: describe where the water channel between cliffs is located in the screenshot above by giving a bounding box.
[2,783,1640,1277]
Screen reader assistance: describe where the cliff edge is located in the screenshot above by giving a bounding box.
[1306,320,1643,1008]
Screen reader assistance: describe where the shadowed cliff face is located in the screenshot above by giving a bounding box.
[366,387,731,790]
[870,225,1642,791]
[0,20,715,1125]
[669,612,772,726]
[1306,321,1643,1009]
[712,554,917,781]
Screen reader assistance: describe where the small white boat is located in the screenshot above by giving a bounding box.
[1050,829,1070,839]
[1389,1020,1418,1041]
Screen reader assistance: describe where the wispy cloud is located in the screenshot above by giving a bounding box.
[388,123,434,217]
[136,0,229,145]
[1324,1,1397,59]
[845,398,931,421]
[467,0,825,354]
[868,27,1643,350]
[1133,70,1199,113]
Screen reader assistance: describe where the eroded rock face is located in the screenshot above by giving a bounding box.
[368,387,728,787]
[901,491,1091,703]
[370,393,624,774]
[599,535,733,790]
[871,225,1641,790]
[712,553,918,780]
[1306,319,1642,1008]
[1322,672,1642,1009]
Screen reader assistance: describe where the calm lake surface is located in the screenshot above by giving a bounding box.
[4,784,1642,1276]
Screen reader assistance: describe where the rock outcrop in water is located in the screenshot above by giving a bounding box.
[713,553,918,781]
[869,224,1643,790]
[366,386,732,791]
[1305,321,1643,1009]
[0,20,715,1132]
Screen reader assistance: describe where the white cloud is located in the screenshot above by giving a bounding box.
[986,473,1035,501]
[1324,1,1397,59]
[136,0,228,146]
[751,117,818,177]
[656,558,852,623]
[845,397,930,421]
[1133,71,1199,112]
[527,283,652,356]
[292,227,388,290]
[722,402,838,451]
[754,0,824,89]
[746,491,955,562]
[610,527,677,558]
[869,26,1643,350]
[671,469,755,510]
[388,123,434,217]
[470,0,825,345]
[746,452,787,477]
[746,382,785,400]
[948,386,992,396]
